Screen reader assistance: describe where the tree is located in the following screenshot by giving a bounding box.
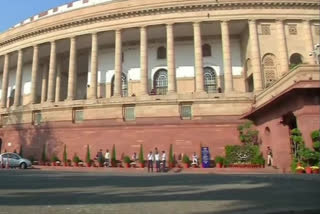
[237,121,259,145]
[138,144,144,163]
[169,144,174,166]
[111,144,116,166]
[85,144,91,164]
[63,144,67,164]
[41,144,47,163]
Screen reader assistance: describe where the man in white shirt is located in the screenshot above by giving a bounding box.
[104,149,110,167]
[147,151,154,172]
[154,151,160,172]
[192,152,198,166]
[161,151,166,172]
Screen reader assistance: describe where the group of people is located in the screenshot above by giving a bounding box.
[147,148,166,173]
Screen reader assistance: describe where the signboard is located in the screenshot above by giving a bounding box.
[201,147,210,168]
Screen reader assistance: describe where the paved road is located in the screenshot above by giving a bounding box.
[0,170,320,214]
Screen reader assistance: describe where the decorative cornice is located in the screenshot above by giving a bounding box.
[0,1,319,49]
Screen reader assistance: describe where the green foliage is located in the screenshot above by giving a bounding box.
[182,154,190,163]
[86,145,91,164]
[313,141,320,151]
[299,148,318,166]
[291,158,298,173]
[138,144,144,163]
[123,155,131,164]
[111,144,116,162]
[290,128,305,161]
[215,156,224,164]
[73,153,80,163]
[169,144,174,164]
[19,145,23,157]
[225,145,264,164]
[237,121,259,145]
[63,144,67,163]
[41,144,47,162]
[51,154,60,162]
[291,128,302,136]
[311,130,320,141]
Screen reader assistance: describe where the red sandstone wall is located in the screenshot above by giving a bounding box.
[0,123,241,162]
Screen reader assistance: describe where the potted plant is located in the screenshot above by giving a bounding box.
[41,144,47,165]
[67,159,72,167]
[85,145,92,167]
[51,155,60,166]
[311,166,319,174]
[111,144,117,167]
[169,144,175,168]
[295,166,305,174]
[63,144,68,166]
[138,144,145,168]
[123,155,131,168]
[305,166,313,174]
[73,153,80,167]
[182,154,190,168]
[215,156,224,168]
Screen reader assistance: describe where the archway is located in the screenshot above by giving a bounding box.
[289,53,303,69]
[111,73,128,97]
[153,69,168,95]
[203,67,217,93]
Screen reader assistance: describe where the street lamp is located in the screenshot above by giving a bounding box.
[309,44,320,64]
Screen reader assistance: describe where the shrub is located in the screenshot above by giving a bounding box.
[111,144,116,162]
[41,144,47,163]
[19,145,23,157]
[313,141,320,151]
[73,153,80,163]
[291,158,298,173]
[51,154,60,162]
[182,154,190,164]
[215,156,224,164]
[138,144,144,163]
[311,130,320,142]
[85,145,91,164]
[169,144,174,164]
[237,121,259,145]
[63,144,67,163]
[123,156,131,164]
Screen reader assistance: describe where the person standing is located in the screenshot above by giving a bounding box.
[104,149,110,167]
[267,146,273,166]
[147,151,154,173]
[154,150,160,172]
[161,150,166,172]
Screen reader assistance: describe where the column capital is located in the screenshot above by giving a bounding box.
[302,19,312,23]
[248,19,257,24]
[220,19,230,23]
[166,23,174,28]
[275,18,285,23]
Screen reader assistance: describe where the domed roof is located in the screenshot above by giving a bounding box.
[13,0,115,29]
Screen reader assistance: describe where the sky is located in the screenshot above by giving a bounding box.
[0,0,73,33]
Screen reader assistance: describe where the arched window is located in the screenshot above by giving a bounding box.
[157,46,166,59]
[111,73,128,97]
[153,69,168,95]
[289,53,303,69]
[202,44,212,57]
[262,54,277,87]
[203,67,217,93]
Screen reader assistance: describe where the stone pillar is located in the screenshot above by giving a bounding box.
[303,20,315,64]
[114,29,122,97]
[31,45,39,104]
[13,50,23,107]
[89,33,98,99]
[193,22,204,93]
[41,63,48,103]
[1,54,9,108]
[166,24,176,94]
[67,37,77,100]
[221,20,233,92]
[276,19,289,76]
[47,41,57,102]
[55,57,62,102]
[248,20,263,91]
[140,26,148,95]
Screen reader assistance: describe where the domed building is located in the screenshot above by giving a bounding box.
[0,0,319,171]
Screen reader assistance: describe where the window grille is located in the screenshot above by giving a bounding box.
[154,69,168,95]
[74,109,84,123]
[124,106,135,121]
[33,111,42,125]
[181,105,192,120]
[203,67,217,93]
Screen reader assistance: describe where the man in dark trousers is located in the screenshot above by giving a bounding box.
[147,151,154,172]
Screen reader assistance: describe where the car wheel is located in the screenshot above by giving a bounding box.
[20,162,27,169]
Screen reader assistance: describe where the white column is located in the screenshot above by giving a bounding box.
[140,26,148,95]
[1,54,9,108]
[89,33,98,99]
[31,45,39,104]
[41,63,48,103]
[47,41,57,102]
[113,29,122,97]
[13,50,23,107]
[276,19,289,76]
[166,24,176,94]
[248,19,263,91]
[221,20,233,92]
[67,37,77,100]
[55,57,62,102]
[303,20,315,64]
[193,22,204,93]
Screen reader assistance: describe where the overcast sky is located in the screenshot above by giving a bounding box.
[0,0,73,32]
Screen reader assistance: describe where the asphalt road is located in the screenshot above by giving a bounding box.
[0,170,320,214]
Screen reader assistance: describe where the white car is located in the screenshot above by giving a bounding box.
[0,153,32,169]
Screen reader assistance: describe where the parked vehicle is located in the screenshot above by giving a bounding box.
[0,153,32,169]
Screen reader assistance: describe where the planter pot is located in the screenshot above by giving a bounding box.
[169,162,175,168]
[98,163,104,167]
[296,169,304,174]
[125,163,130,168]
[86,163,91,167]
[183,163,190,168]
[305,167,313,174]
[74,162,79,167]
[312,169,319,174]
[216,163,223,168]
[64,163,68,167]
[52,162,56,166]
[139,162,144,168]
